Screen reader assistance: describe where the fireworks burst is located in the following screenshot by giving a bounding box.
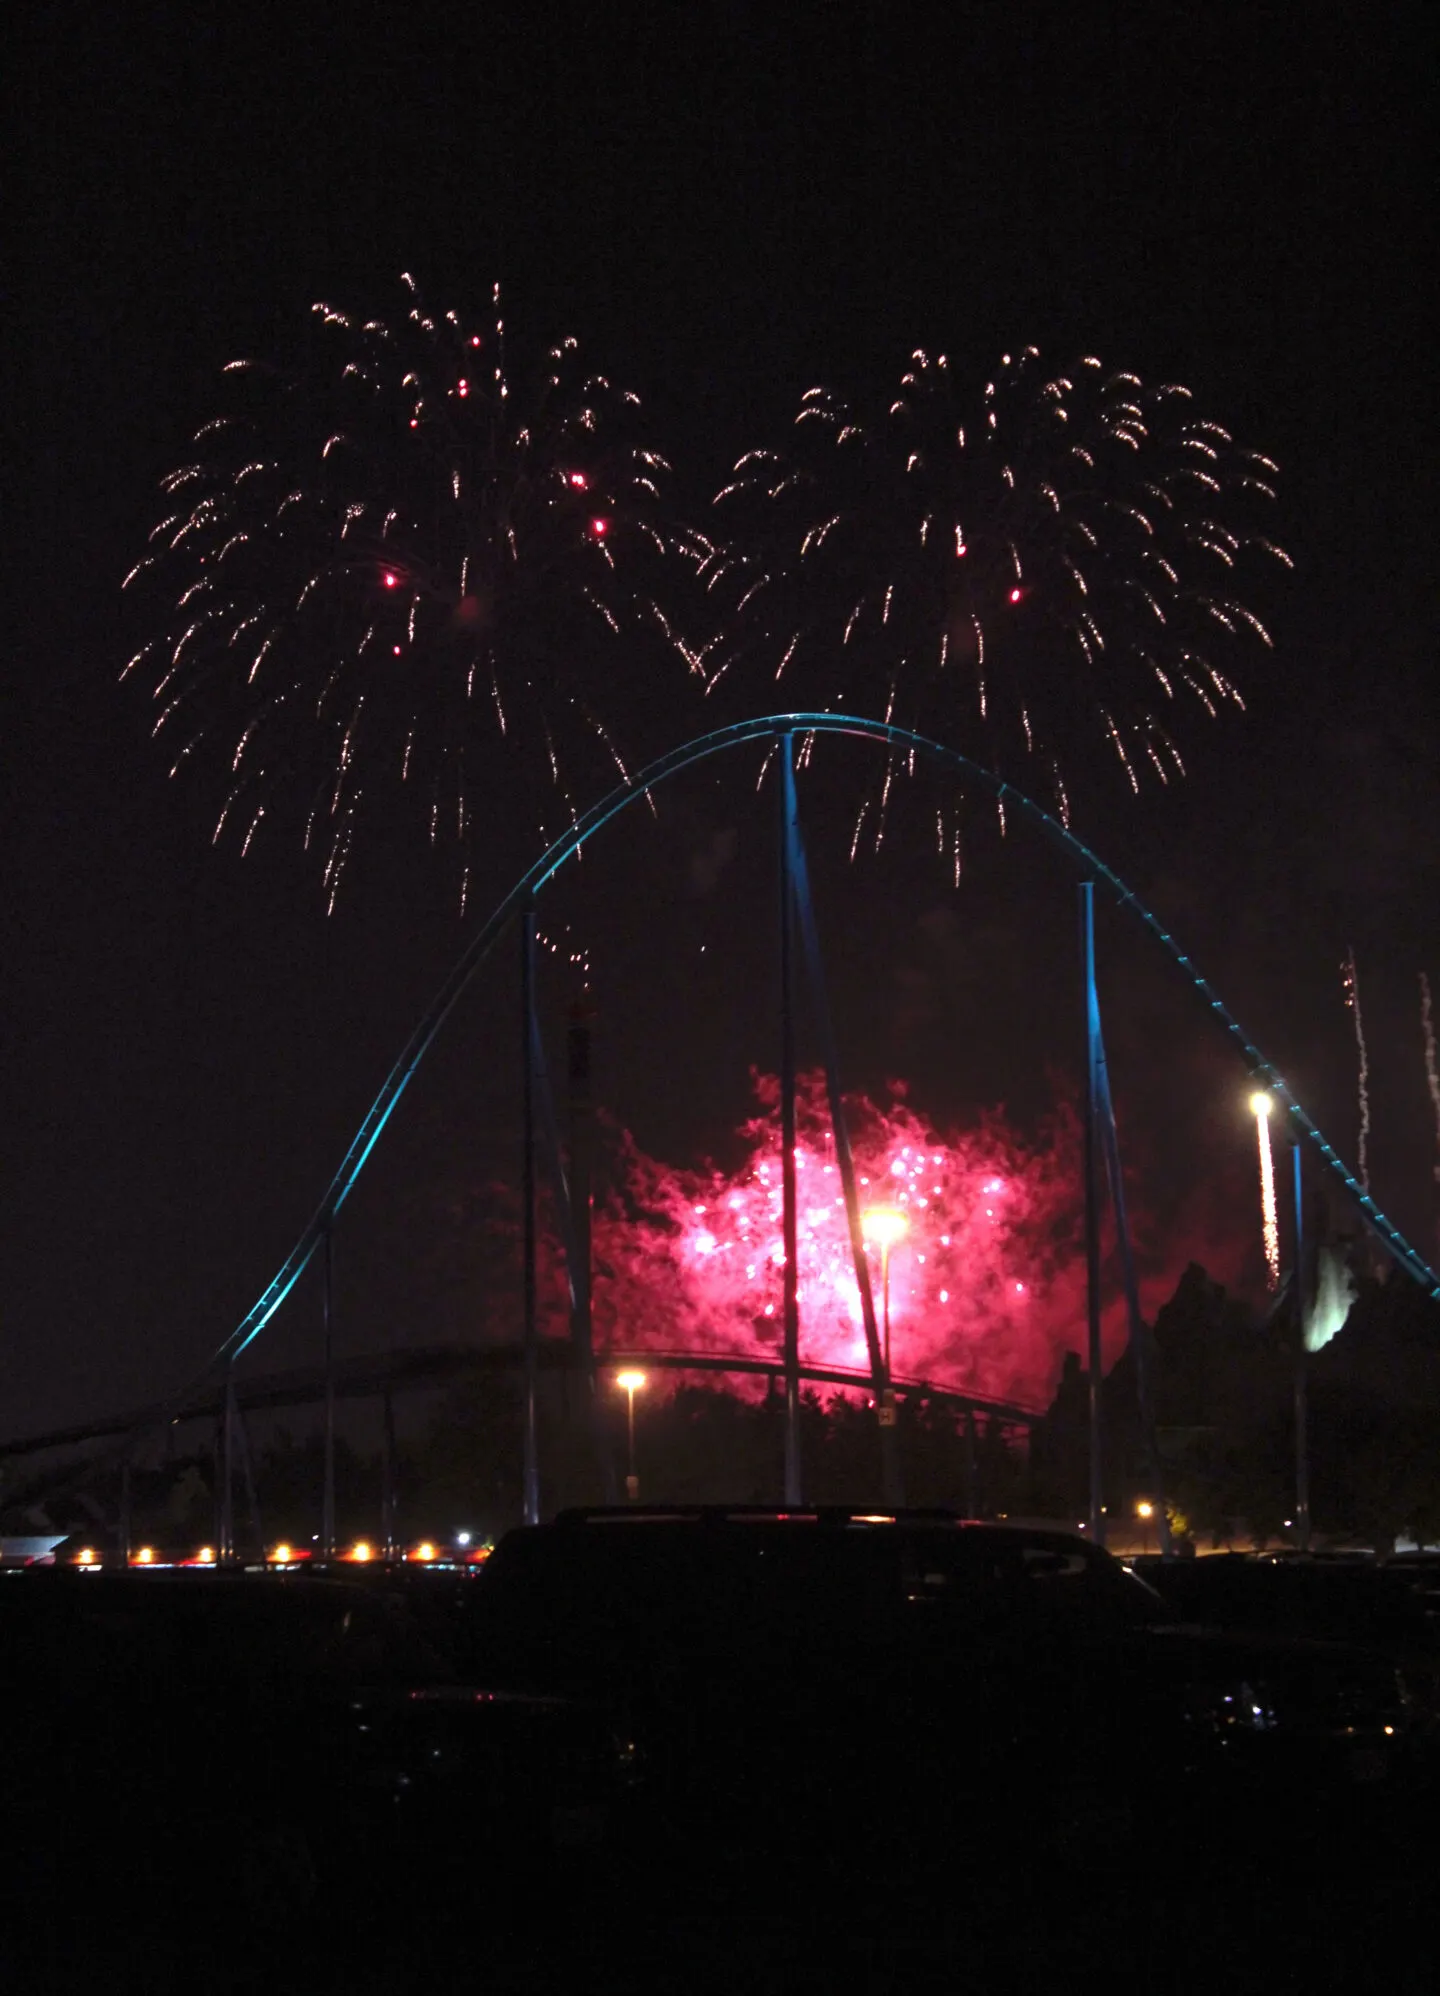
[706,347,1287,846]
[124,277,696,910]
[1341,946,1370,1192]
[594,1076,1117,1408]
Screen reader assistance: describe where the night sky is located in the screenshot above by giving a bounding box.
[5,5,1436,1439]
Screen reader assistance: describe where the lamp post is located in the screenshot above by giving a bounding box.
[861,1207,908,1376]
[1136,1498,1154,1558]
[617,1370,647,1501]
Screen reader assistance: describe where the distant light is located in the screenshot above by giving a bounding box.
[1250,1091,1272,1118]
[457,379,469,397]
[194,1546,215,1565]
[567,471,588,489]
[134,1547,155,1566]
[470,335,483,348]
[1008,587,1023,604]
[76,1547,98,1566]
[269,1542,293,1563]
[694,1231,716,1255]
[861,1207,908,1250]
[616,1370,647,1394]
[383,571,399,588]
[456,1531,472,1547]
[349,1541,374,1563]
[589,516,610,538]
[1135,1500,1155,1520]
[410,1542,437,1563]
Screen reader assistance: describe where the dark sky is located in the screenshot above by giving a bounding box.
[4,4,1436,1438]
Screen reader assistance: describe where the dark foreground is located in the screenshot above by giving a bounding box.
[4,1515,1436,1994]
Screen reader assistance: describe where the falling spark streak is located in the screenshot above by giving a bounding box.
[1252,1093,1281,1290]
[1342,947,1371,1192]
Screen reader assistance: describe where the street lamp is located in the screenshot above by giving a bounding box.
[1136,1498,1155,1557]
[616,1370,647,1500]
[861,1207,908,1376]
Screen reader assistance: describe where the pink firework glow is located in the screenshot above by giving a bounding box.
[591,1075,1146,1410]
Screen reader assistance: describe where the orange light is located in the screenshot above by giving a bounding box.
[1136,1500,1155,1520]
[193,1546,215,1565]
[269,1542,293,1563]
[134,1547,155,1566]
[76,1547,98,1566]
[348,1541,373,1563]
[410,1541,438,1563]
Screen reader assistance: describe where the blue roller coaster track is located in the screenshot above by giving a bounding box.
[200,712,1440,1396]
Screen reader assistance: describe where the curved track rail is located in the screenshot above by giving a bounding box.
[188,713,1440,1403]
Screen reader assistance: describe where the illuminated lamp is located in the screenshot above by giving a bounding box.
[134,1547,155,1566]
[349,1541,374,1563]
[76,1547,98,1566]
[409,1542,438,1563]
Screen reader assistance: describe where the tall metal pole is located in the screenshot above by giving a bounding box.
[786,790,902,1506]
[1293,1142,1311,1550]
[779,737,802,1505]
[380,1387,397,1559]
[119,1457,133,1567]
[219,1371,235,1563]
[322,1222,336,1560]
[1081,884,1106,1547]
[1092,1006,1174,1559]
[567,1007,615,1501]
[964,1407,980,1518]
[521,900,541,1527]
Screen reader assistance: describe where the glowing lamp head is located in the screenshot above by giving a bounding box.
[349,1540,373,1563]
[861,1206,909,1251]
[616,1370,647,1395]
[269,1543,293,1564]
[134,1547,155,1566]
[194,1546,215,1565]
[1136,1500,1155,1520]
[1250,1091,1272,1118]
[76,1547,97,1566]
[411,1542,437,1562]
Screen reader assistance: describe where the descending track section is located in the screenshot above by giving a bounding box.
[193,713,1440,1399]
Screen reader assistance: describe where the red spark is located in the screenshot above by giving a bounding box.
[589,516,610,538]
[382,571,399,588]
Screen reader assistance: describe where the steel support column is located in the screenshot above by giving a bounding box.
[381,1387,397,1559]
[1081,885,1106,1547]
[1084,896,1172,1558]
[785,781,902,1507]
[779,738,802,1505]
[322,1222,336,1560]
[1293,1142,1311,1550]
[520,900,541,1527]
